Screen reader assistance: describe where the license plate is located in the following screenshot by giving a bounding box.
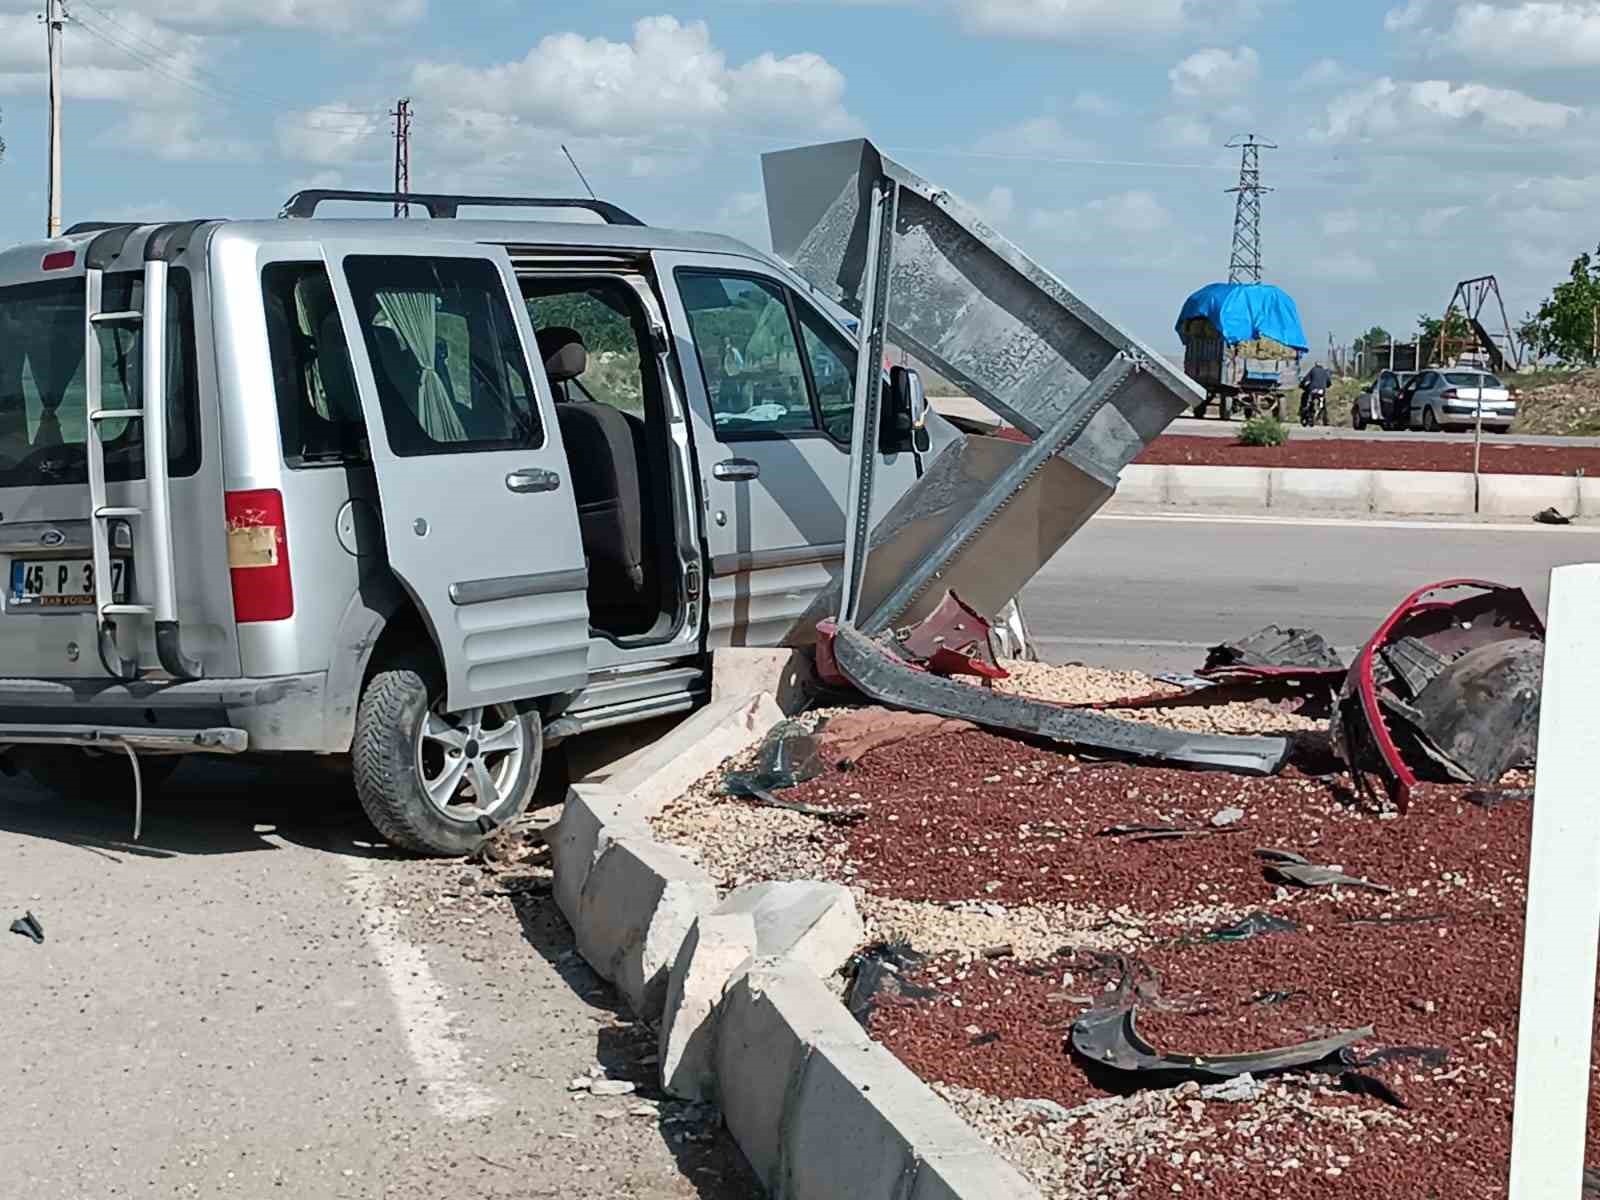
[9,557,129,611]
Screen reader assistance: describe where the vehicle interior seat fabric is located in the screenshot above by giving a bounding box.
[536,326,653,634]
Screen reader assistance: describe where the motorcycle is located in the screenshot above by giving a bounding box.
[1300,387,1328,427]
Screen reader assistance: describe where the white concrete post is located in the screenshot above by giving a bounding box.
[1509,563,1600,1199]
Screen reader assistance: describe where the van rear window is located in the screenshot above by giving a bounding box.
[0,272,200,489]
[1445,372,1501,387]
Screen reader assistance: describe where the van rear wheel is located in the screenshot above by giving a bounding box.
[352,654,542,857]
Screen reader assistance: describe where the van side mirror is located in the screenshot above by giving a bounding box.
[883,365,931,454]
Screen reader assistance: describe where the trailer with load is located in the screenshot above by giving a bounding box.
[1177,282,1308,420]
[0,138,1199,856]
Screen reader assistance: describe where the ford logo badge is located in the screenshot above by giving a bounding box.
[40,529,65,548]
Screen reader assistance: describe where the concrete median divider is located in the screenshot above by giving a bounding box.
[549,673,1046,1200]
[1476,473,1582,518]
[1111,462,1590,517]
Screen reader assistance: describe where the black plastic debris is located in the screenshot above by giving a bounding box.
[723,719,827,796]
[1534,506,1573,526]
[1345,1045,1448,1070]
[1070,1001,1371,1085]
[1247,989,1303,1007]
[9,911,43,944]
[1255,849,1391,893]
[1203,625,1346,674]
[845,941,937,1027]
[734,787,867,826]
[1202,912,1297,943]
[1096,824,1239,843]
[1338,1071,1409,1108]
[969,1031,1002,1047]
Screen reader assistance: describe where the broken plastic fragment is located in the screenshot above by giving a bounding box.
[9,911,43,944]
[845,941,937,1027]
[723,719,827,796]
[1262,860,1392,894]
[1202,912,1297,943]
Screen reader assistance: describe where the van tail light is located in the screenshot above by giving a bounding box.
[41,250,76,271]
[225,489,294,622]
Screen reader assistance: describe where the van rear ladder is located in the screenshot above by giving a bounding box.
[80,223,208,682]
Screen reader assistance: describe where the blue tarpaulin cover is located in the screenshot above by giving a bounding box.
[1176,283,1309,353]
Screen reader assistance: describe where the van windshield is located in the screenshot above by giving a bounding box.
[0,272,200,489]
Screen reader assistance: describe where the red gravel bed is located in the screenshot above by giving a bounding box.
[1135,432,1600,476]
[772,726,1587,1196]
[787,729,1515,919]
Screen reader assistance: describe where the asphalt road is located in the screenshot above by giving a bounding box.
[1021,510,1600,673]
[0,760,756,1200]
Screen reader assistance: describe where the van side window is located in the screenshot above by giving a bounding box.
[678,272,819,439]
[793,300,856,442]
[342,256,542,457]
[261,263,367,466]
[522,282,648,418]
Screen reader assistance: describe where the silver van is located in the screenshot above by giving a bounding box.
[0,191,944,854]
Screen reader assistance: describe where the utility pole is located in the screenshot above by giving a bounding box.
[390,97,411,218]
[45,0,64,238]
[1225,134,1276,284]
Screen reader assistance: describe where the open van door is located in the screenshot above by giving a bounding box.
[325,242,589,712]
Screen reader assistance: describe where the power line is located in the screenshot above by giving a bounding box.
[68,12,386,135]
[71,0,379,118]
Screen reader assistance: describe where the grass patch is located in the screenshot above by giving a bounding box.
[1238,412,1290,447]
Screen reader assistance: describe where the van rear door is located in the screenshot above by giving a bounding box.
[323,242,589,712]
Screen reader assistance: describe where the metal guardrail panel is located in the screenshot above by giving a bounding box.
[764,139,1201,633]
[763,138,1201,468]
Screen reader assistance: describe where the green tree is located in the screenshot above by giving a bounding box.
[1520,246,1600,365]
[1417,306,1470,351]
[1353,325,1392,351]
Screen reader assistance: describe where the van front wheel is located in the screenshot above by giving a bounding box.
[352,654,542,857]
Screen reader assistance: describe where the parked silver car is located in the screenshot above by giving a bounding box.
[1352,369,1415,431]
[1403,368,1516,432]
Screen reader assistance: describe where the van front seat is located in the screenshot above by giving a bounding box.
[537,327,648,625]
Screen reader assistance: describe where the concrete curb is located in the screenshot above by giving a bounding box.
[1117,463,1589,517]
[548,652,1043,1200]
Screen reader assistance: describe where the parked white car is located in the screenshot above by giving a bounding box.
[1402,368,1516,432]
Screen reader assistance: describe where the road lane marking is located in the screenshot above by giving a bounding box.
[345,857,499,1121]
[1095,511,1600,535]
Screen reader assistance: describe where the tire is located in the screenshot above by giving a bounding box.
[1422,407,1440,432]
[13,746,179,804]
[352,652,542,856]
[1352,405,1366,430]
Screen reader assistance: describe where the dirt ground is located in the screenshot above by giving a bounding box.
[1136,432,1600,476]
[648,661,1575,1199]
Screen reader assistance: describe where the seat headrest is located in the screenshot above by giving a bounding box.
[537,326,587,384]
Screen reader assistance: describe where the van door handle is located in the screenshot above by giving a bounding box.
[506,467,560,494]
[713,458,760,481]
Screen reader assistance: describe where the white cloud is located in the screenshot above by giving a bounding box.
[1295,58,1353,91]
[1322,209,1368,237]
[275,105,388,166]
[972,115,1092,158]
[954,0,1260,41]
[1406,2,1600,69]
[1156,113,1213,148]
[93,0,425,33]
[1169,46,1260,100]
[1030,189,1173,242]
[1071,90,1119,116]
[105,109,258,162]
[1418,205,1466,235]
[407,17,855,142]
[977,185,1015,225]
[1314,251,1380,282]
[0,10,212,102]
[1321,77,1578,139]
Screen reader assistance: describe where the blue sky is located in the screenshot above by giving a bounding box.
[3,0,1599,357]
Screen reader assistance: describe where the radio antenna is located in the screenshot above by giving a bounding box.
[561,145,597,200]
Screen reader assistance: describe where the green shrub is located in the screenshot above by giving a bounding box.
[1238,413,1290,447]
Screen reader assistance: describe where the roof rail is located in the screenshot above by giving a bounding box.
[65,221,144,236]
[277,189,645,226]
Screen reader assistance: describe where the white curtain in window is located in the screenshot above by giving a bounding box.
[376,289,465,442]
